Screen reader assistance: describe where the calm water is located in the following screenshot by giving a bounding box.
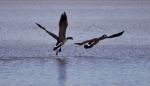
[0,45,150,86]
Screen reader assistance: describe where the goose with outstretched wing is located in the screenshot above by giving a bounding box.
[75,31,124,49]
[36,12,73,55]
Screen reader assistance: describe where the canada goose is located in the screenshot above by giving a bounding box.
[36,12,73,55]
[75,31,124,49]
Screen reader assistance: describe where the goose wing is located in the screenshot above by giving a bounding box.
[107,31,124,38]
[58,12,68,41]
[36,23,59,40]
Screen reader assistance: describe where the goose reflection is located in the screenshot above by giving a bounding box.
[56,58,67,86]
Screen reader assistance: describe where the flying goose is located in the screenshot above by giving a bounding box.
[75,31,124,49]
[36,12,73,55]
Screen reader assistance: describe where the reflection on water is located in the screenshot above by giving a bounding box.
[56,58,67,86]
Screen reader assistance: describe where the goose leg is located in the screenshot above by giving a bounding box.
[53,42,62,51]
[59,48,61,52]
[56,50,59,55]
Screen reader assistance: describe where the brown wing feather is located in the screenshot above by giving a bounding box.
[58,12,68,41]
[35,23,59,40]
[107,31,124,38]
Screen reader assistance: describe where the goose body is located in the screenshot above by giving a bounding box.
[36,12,73,55]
